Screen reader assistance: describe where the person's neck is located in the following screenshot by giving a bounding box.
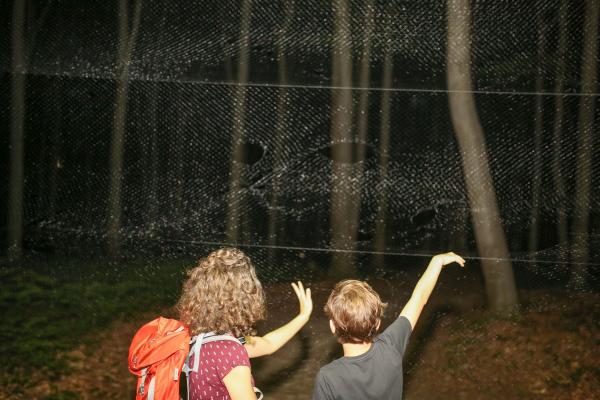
[342,341,372,357]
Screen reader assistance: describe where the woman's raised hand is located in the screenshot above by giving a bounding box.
[291,281,313,320]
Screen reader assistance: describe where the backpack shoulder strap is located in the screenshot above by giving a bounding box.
[200,335,262,399]
[184,333,244,374]
[183,333,262,400]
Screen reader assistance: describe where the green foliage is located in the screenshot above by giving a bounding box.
[0,258,190,385]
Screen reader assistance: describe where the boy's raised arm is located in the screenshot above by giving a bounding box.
[400,252,465,330]
[244,281,312,358]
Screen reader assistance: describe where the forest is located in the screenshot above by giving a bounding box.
[1,0,598,399]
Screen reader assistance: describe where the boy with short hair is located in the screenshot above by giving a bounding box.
[313,252,465,400]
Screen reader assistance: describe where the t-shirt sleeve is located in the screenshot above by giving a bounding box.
[209,341,251,380]
[378,315,412,355]
[312,370,334,400]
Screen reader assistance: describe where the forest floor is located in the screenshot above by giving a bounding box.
[1,264,599,400]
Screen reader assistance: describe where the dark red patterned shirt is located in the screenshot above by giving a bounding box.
[188,338,252,400]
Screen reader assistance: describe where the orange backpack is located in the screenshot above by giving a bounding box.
[128,317,190,400]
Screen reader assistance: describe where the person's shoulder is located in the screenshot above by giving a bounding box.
[318,358,340,372]
[205,338,247,355]
[374,315,412,352]
[317,357,347,378]
[377,316,411,337]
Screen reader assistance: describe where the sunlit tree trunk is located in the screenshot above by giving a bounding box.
[447,0,518,314]
[569,0,599,288]
[373,22,394,268]
[107,0,143,257]
[551,0,569,259]
[346,0,375,259]
[267,2,295,262]
[528,2,546,259]
[8,0,26,260]
[329,0,356,277]
[226,0,252,244]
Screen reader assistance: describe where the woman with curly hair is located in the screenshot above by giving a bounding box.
[177,247,312,400]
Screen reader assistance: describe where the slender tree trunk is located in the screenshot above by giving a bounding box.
[569,0,599,288]
[528,2,546,260]
[447,0,518,314]
[373,24,393,268]
[107,0,142,257]
[267,1,295,262]
[329,0,356,277]
[347,0,375,255]
[8,0,26,260]
[551,0,569,259]
[226,0,252,243]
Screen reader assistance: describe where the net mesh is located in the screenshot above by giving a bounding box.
[2,1,598,260]
[0,0,599,397]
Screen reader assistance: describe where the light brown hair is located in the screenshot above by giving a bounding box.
[177,248,266,337]
[324,280,387,344]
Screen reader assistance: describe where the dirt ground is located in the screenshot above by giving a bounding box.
[3,271,599,400]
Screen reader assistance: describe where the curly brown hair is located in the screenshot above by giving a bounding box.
[177,248,266,337]
[324,280,387,344]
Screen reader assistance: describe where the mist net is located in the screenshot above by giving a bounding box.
[1,0,599,398]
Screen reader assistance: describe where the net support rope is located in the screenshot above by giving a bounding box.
[10,71,600,97]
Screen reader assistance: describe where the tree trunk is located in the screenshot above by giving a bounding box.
[267,1,295,262]
[226,0,252,244]
[569,0,599,288]
[107,0,143,257]
[550,0,569,260]
[528,2,546,260]
[373,20,393,269]
[8,0,26,260]
[329,0,356,277]
[346,0,375,260]
[447,0,518,314]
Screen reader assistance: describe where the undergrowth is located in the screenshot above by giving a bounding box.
[0,257,189,388]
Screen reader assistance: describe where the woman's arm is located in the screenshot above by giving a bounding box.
[222,366,257,400]
[244,281,312,358]
[400,252,465,329]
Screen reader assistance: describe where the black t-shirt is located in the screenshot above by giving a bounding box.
[312,316,412,400]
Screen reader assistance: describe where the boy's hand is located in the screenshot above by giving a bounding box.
[432,252,466,267]
[291,281,313,320]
